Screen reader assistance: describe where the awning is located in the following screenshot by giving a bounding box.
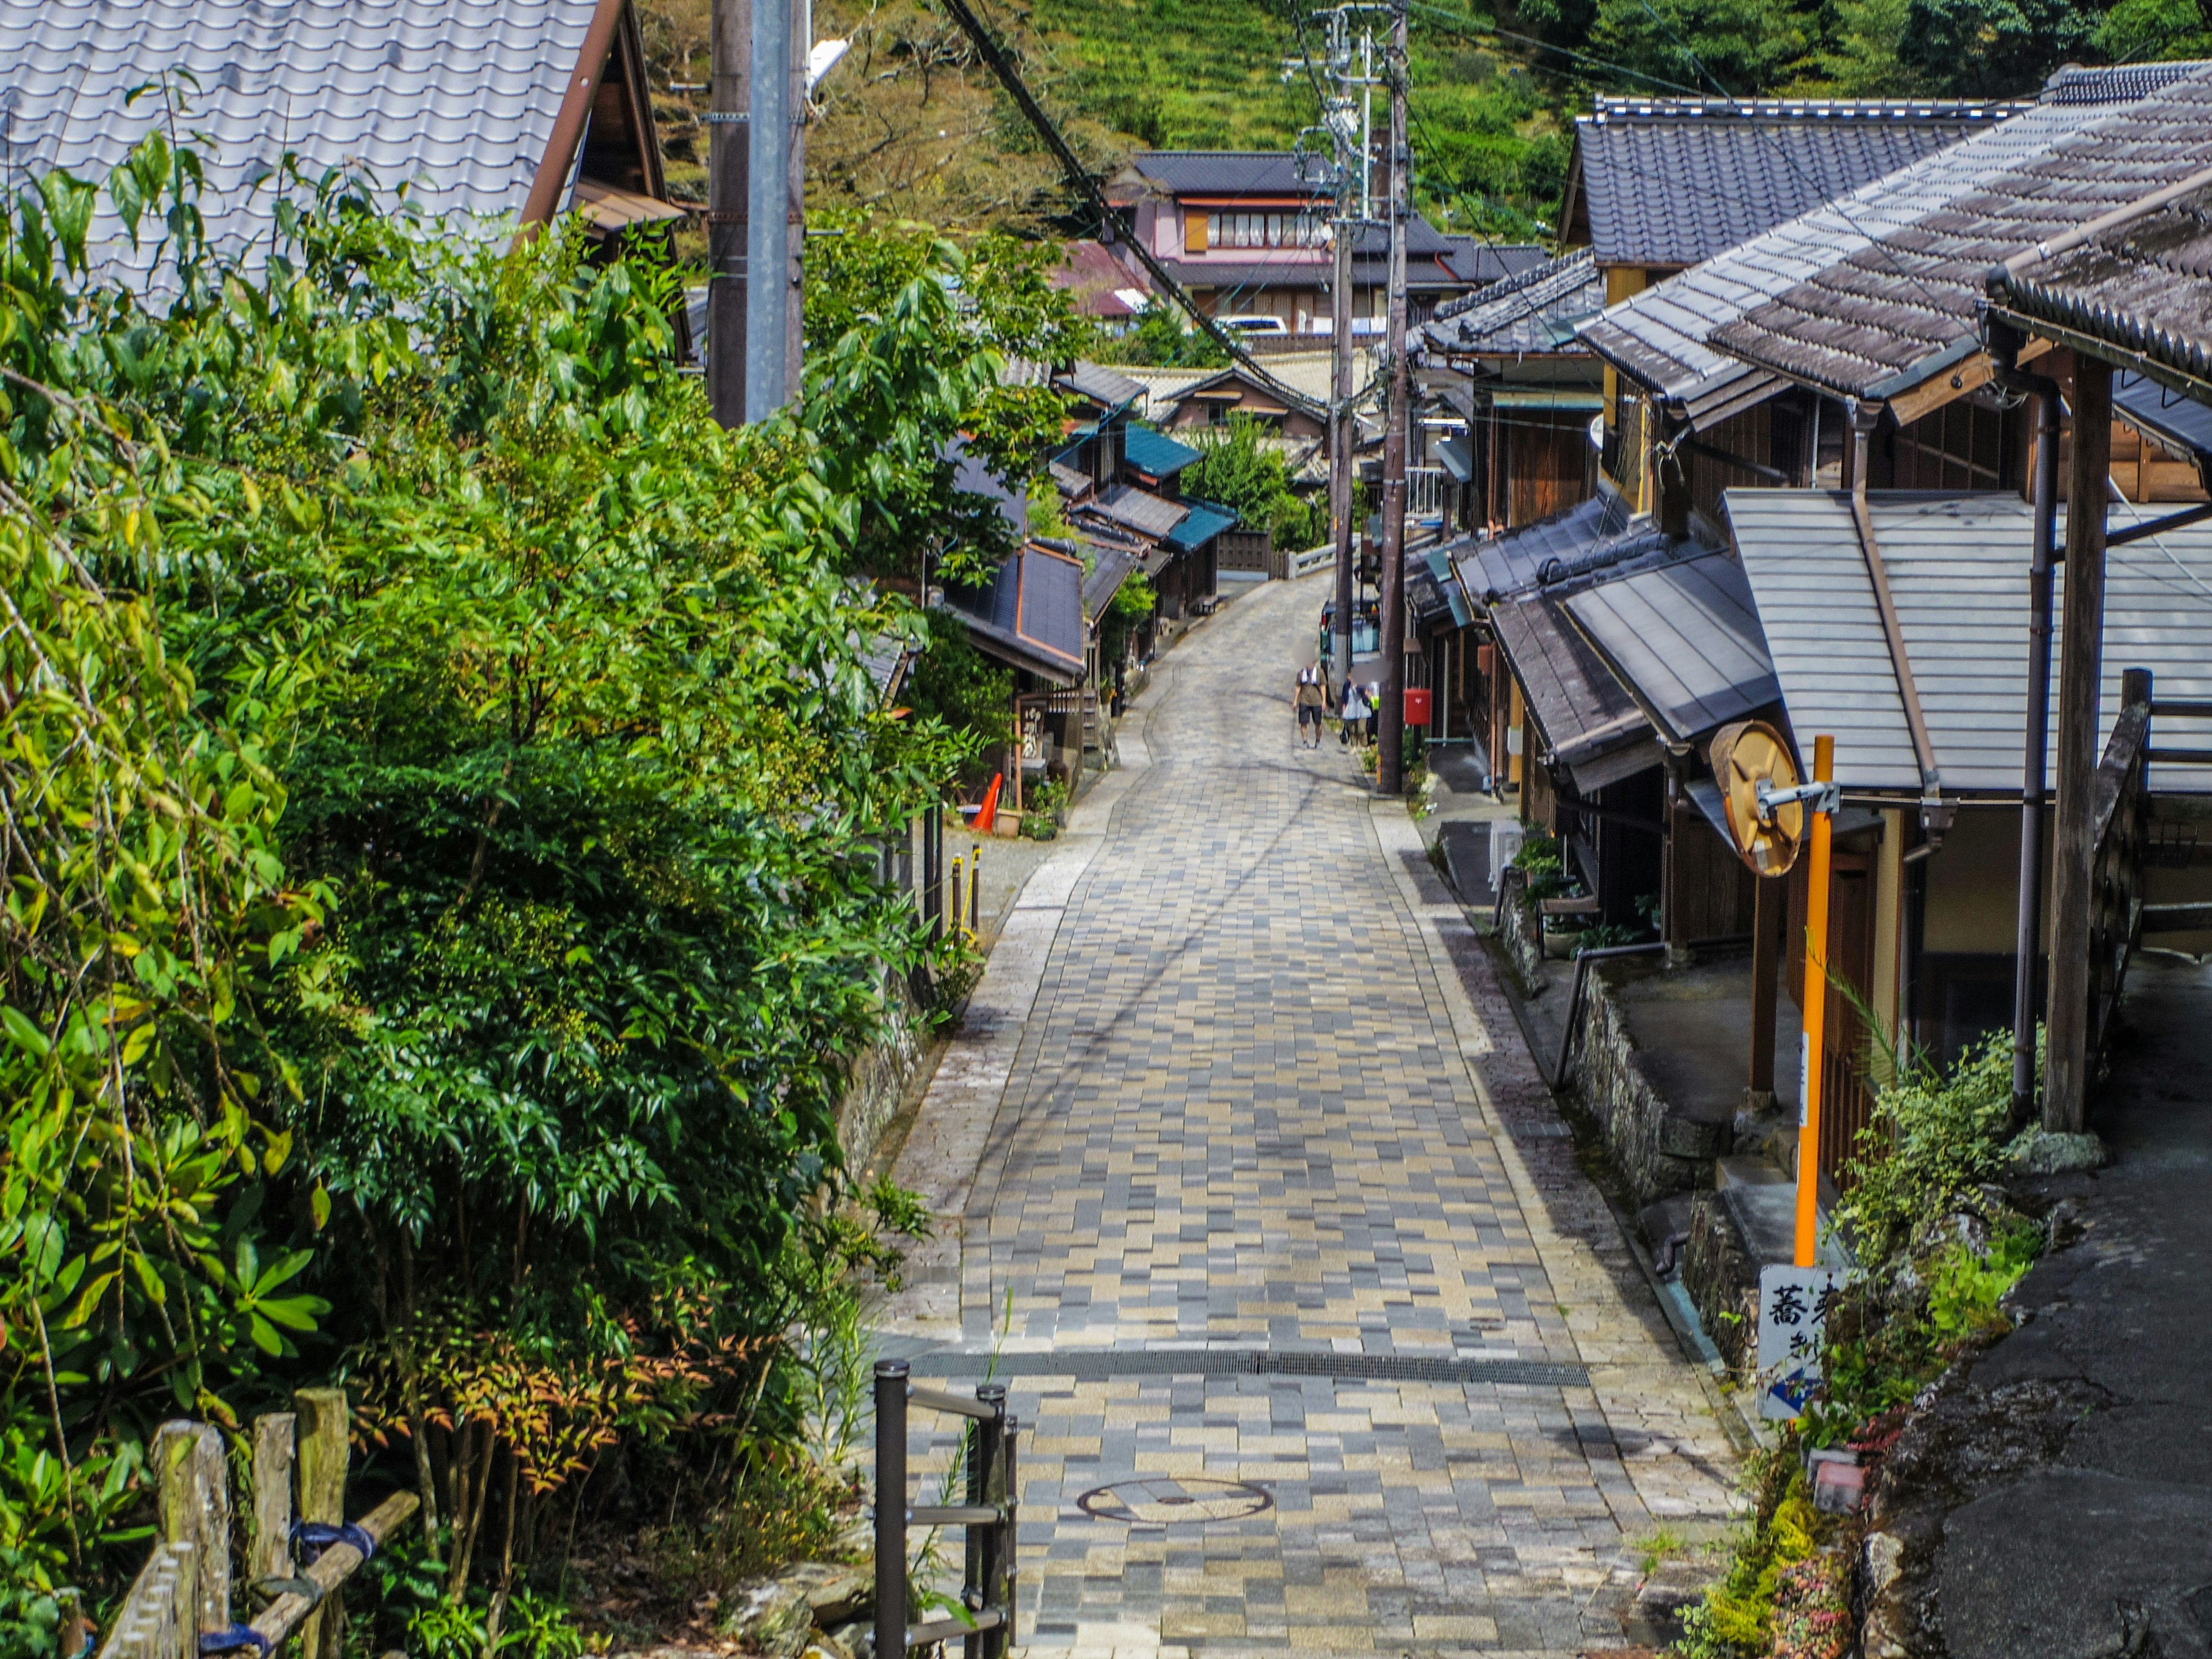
[1425,546,1475,627]
[573,178,687,235]
[1437,434,1474,483]
[940,545,1087,685]
[1563,551,1778,743]
[1487,388,1605,411]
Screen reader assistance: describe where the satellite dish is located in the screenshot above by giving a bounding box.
[1710,719,1805,877]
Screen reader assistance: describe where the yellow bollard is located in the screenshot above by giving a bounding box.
[1794,734,1835,1268]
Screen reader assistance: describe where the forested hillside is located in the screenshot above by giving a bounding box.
[639,0,2212,243]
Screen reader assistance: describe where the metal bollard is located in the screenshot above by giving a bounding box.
[999,1413,1020,1659]
[950,856,964,934]
[874,1361,909,1659]
[968,853,981,940]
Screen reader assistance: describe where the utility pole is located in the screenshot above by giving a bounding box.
[1374,0,1410,796]
[707,0,749,428]
[747,0,806,419]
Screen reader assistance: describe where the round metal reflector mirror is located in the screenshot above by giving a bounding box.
[1710,719,1805,877]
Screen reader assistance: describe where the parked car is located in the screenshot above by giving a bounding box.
[1216,314,1289,336]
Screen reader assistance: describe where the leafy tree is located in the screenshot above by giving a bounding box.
[1183,412,1320,547]
[1896,0,2101,93]
[1093,298,1229,368]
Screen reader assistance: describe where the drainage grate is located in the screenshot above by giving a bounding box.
[902,1347,1588,1388]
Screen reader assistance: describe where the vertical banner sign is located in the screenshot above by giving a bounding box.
[1757,1263,1846,1421]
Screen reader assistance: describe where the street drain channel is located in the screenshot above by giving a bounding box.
[899,1348,1589,1388]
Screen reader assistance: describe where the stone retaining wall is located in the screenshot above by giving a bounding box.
[1567,965,1731,1206]
[835,971,923,1171]
[1495,869,1549,992]
[1681,1190,1759,1373]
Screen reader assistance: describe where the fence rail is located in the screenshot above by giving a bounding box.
[99,1397,417,1659]
[875,1360,1018,1659]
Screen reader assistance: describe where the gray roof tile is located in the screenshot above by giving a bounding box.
[1578,65,2212,415]
[0,0,604,283]
[1564,551,1778,742]
[1425,249,1603,358]
[1570,96,2025,269]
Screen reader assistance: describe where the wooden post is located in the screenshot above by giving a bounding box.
[1794,736,1835,1269]
[251,1415,297,1588]
[294,1389,350,1659]
[2047,355,2112,1132]
[1749,874,1782,1104]
[154,1422,229,1636]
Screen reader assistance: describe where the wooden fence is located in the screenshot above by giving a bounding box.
[98,1393,417,1659]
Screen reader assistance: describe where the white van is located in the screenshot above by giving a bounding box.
[1216,314,1290,336]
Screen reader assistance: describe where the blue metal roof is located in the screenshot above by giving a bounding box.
[1165,500,1238,551]
[1124,425,1203,479]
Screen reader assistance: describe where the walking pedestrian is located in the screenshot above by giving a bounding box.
[1339,678,1369,747]
[1294,663,1328,748]
[1364,681,1381,748]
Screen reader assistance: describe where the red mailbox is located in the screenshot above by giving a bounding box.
[1404,686,1433,726]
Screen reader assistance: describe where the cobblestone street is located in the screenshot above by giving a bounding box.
[887,575,1740,1658]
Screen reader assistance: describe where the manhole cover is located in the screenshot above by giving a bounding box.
[1076,1476,1272,1525]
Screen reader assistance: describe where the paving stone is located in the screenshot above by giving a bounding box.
[887,580,1738,1655]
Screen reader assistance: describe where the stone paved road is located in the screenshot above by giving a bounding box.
[886,577,1739,1658]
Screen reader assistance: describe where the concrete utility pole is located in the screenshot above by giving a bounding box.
[707,0,749,428]
[1330,138,1356,690]
[709,0,806,425]
[747,0,806,419]
[1374,0,1410,796]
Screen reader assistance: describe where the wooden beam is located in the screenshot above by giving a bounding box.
[2046,355,2112,1132]
[295,1391,350,1659]
[251,1415,297,1587]
[154,1424,229,1636]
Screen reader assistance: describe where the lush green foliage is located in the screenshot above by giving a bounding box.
[1836,1027,2025,1262]
[1184,414,1323,551]
[0,133,1055,1639]
[1092,301,1230,369]
[1677,1450,1835,1658]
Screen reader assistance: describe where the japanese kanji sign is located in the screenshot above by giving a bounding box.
[1756,1263,1847,1421]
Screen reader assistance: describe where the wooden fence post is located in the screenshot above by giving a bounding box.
[252,1414,298,1587]
[153,1422,229,1637]
[295,1389,350,1659]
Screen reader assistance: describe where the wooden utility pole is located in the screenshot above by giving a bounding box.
[2046,355,2113,1131]
[707,0,750,427]
[1374,0,1410,796]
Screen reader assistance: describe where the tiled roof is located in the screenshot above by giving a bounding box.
[1055,361,1146,413]
[1725,488,2212,793]
[1425,250,1603,357]
[1118,151,1329,198]
[1711,62,2212,402]
[1989,185,2212,402]
[1488,592,1657,791]
[1566,96,2025,269]
[1442,238,1551,285]
[1577,63,2212,417]
[0,0,607,283]
[1451,492,1696,607]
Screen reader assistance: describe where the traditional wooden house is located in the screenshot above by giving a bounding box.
[1101,150,1536,335]
[0,0,687,285]
[1421,251,1606,530]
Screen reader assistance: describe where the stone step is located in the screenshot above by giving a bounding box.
[1717,1166,1850,1270]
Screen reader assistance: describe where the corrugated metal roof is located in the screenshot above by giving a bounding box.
[1488,591,1658,790]
[1055,361,1146,413]
[1989,185,2212,403]
[1567,97,2024,271]
[1711,63,2212,401]
[1577,65,2212,415]
[1123,425,1203,478]
[1165,499,1237,551]
[1442,238,1550,285]
[2114,370,2212,461]
[1081,544,1141,618]
[1086,483,1190,541]
[942,546,1086,685]
[1565,552,1778,743]
[1724,487,2212,793]
[0,0,606,283]
[1425,249,1603,358]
